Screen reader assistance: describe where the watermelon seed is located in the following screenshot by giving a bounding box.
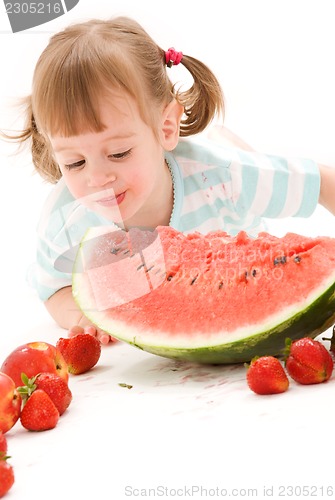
[242,269,257,281]
[294,255,301,263]
[190,275,198,285]
[123,249,131,255]
[218,281,223,289]
[110,247,120,255]
[274,256,287,265]
[167,274,174,281]
[137,263,145,271]
[146,265,155,273]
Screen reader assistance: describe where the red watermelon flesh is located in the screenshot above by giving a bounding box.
[73,226,335,363]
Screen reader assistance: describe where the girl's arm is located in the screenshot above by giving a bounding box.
[319,164,335,215]
[44,286,113,344]
[208,126,335,217]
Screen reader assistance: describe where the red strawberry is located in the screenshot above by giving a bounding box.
[246,356,289,395]
[0,455,14,498]
[20,389,59,431]
[0,431,7,456]
[18,373,72,416]
[285,337,333,384]
[35,373,72,415]
[56,333,101,375]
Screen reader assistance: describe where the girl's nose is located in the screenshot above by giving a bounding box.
[86,161,117,187]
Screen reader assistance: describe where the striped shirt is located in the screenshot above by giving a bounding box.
[31,137,320,301]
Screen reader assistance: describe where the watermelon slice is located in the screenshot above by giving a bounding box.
[72,226,335,364]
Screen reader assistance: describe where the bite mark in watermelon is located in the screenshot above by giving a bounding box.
[72,226,335,364]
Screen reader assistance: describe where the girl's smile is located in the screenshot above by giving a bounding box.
[95,190,127,208]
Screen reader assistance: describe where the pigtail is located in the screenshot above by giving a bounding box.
[2,97,61,184]
[30,112,61,184]
[175,55,224,137]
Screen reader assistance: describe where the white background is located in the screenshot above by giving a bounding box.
[0,2,335,499]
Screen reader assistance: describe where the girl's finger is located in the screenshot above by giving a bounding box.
[68,325,85,337]
[97,332,111,345]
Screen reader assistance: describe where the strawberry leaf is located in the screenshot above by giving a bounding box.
[17,373,40,402]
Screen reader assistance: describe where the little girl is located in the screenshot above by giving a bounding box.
[10,16,335,344]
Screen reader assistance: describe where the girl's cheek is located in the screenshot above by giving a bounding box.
[61,175,83,199]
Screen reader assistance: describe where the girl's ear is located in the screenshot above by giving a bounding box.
[160,99,184,150]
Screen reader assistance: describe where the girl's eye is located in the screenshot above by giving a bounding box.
[64,160,85,170]
[109,149,132,160]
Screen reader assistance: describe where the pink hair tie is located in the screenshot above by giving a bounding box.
[165,47,183,67]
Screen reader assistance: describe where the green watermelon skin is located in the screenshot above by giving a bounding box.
[131,282,335,364]
[73,227,335,364]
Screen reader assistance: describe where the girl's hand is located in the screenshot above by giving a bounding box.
[68,325,118,345]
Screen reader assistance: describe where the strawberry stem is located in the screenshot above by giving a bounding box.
[16,373,40,403]
[283,337,293,362]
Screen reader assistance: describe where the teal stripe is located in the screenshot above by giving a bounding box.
[45,208,65,241]
[295,159,320,217]
[36,248,71,277]
[38,232,69,260]
[262,156,289,217]
[36,283,59,301]
[38,238,52,257]
[222,214,263,235]
[183,167,231,196]
[35,249,71,300]
[165,152,184,229]
[52,181,76,213]
[179,202,263,236]
[234,150,259,216]
[180,197,235,229]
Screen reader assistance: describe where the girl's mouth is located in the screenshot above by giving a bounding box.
[96,191,126,207]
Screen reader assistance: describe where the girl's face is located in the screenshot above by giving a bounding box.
[49,93,181,229]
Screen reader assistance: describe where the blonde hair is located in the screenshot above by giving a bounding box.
[9,16,224,183]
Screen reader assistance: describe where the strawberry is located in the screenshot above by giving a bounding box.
[246,356,289,395]
[285,337,333,384]
[35,373,72,415]
[20,389,59,431]
[18,373,72,416]
[0,455,14,498]
[56,333,101,375]
[0,431,7,456]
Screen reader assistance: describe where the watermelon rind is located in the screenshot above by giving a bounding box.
[72,229,335,364]
[137,282,335,364]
